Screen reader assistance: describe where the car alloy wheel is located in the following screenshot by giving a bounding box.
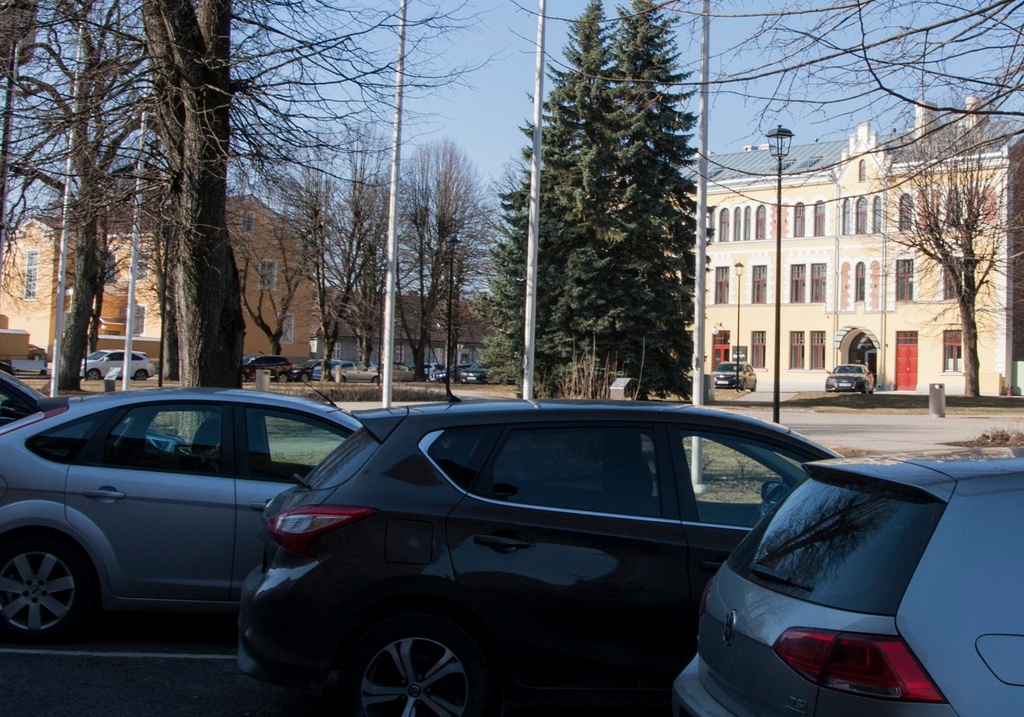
[338,614,491,717]
[132,369,148,381]
[0,534,96,642]
[86,369,102,381]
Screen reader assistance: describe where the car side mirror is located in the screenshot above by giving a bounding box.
[761,480,788,505]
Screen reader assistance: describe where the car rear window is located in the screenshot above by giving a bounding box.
[305,427,379,490]
[727,476,945,615]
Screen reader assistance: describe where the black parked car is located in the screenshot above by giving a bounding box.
[240,355,293,382]
[824,363,875,393]
[0,370,66,426]
[237,400,836,715]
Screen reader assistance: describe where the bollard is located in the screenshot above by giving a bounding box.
[929,383,945,418]
[255,369,271,391]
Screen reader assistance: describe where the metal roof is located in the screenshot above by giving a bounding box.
[703,139,849,185]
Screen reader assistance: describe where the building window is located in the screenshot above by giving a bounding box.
[810,263,827,303]
[898,194,914,231]
[789,332,805,369]
[258,259,278,291]
[943,267,958,300]
[24,250,38,300]
[855,197,868,234]
[855,262,866,302]
[755,205,766,240]
[751,331,766,369]
[872,196,883,233]
[104,251,118,284]
[896,258,914,301]
[280,313,295,344]
[733,207,742,242]
[719,209,729,242]
[790,264,806,303]
[793,203,805,237]
[244,210,256,234]
[841,199,851,235]
[943,330,962,372]
[810,330,826,370]
[137,248,150,282]
[858,159,867,182]
[132,304,146,336]
[813,202,825,236]
[714,266,730,304]
[743,206,751,241]
[751,265,767,304]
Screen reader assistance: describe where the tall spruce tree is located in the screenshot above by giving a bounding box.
[483,0,696,397]
[608,0,696,396]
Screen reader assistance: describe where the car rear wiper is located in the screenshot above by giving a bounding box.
[749,561,812,592]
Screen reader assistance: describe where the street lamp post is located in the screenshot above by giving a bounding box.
[734,261,744,391]
[444,235,461,403]
[767,125,793,423]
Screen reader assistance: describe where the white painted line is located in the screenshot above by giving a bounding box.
[0,647,234,660]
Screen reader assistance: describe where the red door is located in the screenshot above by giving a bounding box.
[895,331,918,391]
[713,331,731,365]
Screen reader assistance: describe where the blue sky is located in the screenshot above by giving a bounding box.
[403,1,847,187]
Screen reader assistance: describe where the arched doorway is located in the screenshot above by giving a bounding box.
[834,326,879,376]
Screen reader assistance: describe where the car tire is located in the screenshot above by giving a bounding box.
[85,369,102,381]
[0,533,97,643]
[371,375,379,385]
[300,372,310,383]
[337,613,492,717]
[132,369,148,381]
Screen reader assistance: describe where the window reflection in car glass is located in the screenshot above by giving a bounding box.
[680,433,807,527]
[486,427,660,517]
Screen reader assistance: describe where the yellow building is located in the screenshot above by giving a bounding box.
[0,200,319,368]
[704,110,1021,395]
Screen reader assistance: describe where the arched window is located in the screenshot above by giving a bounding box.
[813,202,826,236]
[872,196,883,233]
[793,202,805,237]
[733,207,742,242]
[842,199,851,235]
[855,262,866,302]
[858,159,867,182]
[855,197,868,234]
[899,194,914,231]
[743,206,752,241]
[718,208,729,242]
[755,205,766,240]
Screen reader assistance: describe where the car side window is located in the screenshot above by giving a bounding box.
[480,426,661,518]
[102,405,224,474]
[27,415,105,463]
[677,431,808,527]
[244,407,351,481]
[424,426,503,491]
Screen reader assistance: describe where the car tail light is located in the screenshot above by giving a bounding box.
[774,628,945,702]
[267,505,378,557]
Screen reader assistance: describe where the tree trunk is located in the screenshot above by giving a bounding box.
[142,0,244,386]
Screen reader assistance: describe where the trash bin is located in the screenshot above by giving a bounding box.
[255,369,271,391]
[609,377,637,400]
[929,383,945,418]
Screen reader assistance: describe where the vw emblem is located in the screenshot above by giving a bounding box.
[723,609,737,646]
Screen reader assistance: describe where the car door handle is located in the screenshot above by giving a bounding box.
[82,488,126,500]
[250,500,271,511]
[699,559,726,573]
[473,534,533,553]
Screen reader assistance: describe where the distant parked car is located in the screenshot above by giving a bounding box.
[369,362,416,382]
[289,359,320,383]
[825,363,875,393]
[712,361,757,391]
[459,364,490,384]
[0,388,359,642]
[673,448,1024,717]
[240,355,293,382]
[332,360,378,383]
[81,350,156,381]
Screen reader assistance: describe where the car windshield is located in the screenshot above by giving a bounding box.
[714,363,740,372]
[834,365,863,374]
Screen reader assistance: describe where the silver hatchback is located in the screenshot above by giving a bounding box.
[0,388,358,642]
[674,448,1024,716]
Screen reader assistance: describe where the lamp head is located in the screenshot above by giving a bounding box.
[766,125,794,159]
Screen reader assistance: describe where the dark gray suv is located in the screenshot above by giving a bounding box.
[237,400,836,716]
